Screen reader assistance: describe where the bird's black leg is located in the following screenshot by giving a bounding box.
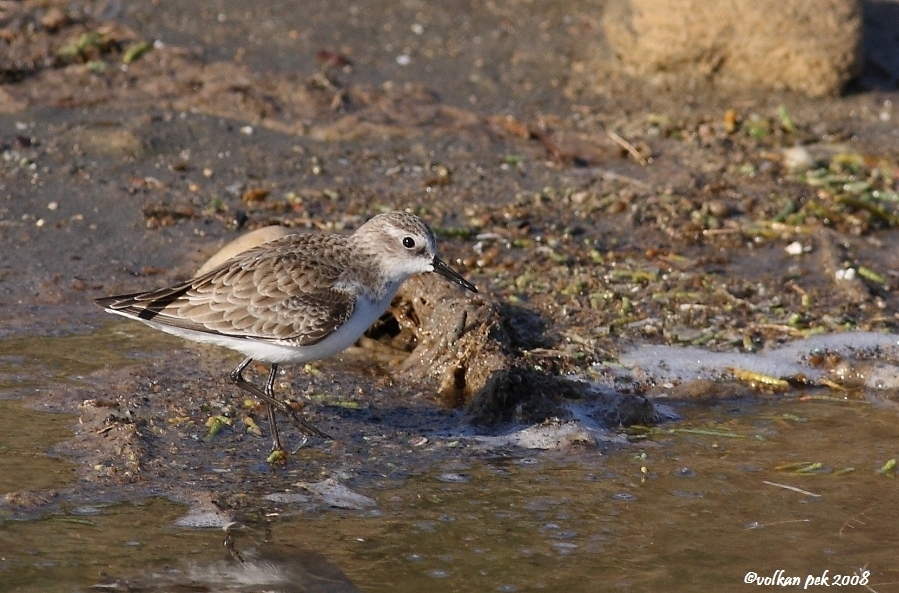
[230,357,282,451]
[229,357,332,443]
[263,364,283,453]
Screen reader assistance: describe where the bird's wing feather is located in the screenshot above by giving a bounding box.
[95,235,357,346]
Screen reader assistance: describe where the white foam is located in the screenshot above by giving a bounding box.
[616,331,899,388]
[173,510,234,528]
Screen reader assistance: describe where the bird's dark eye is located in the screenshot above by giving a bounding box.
[402,236,416,249]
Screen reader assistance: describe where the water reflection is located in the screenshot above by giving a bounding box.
[93,539,362,593]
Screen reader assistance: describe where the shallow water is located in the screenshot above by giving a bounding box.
[270,398,898,592]
[0,321,179,392]
[2,329,899,592]
[0,498,229,593]
[0,401,75,495]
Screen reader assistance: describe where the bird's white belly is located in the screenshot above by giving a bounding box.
[123,290,398,365]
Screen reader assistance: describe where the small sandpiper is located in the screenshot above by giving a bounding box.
[95,211,477,454]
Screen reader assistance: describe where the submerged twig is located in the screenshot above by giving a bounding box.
[839,506,874,537]
[606,129,647,165]
[670,427,744,438]
[762,480,822,498]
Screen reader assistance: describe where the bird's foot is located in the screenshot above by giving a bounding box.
[281,406,333,440]
[266,448,287,464]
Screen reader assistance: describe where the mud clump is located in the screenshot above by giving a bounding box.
[393,275,641,426]
[393,276,513,408]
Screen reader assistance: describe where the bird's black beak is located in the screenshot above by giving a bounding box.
[432,257,478,293]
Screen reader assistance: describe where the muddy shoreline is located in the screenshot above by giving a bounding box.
[3,2,899,591]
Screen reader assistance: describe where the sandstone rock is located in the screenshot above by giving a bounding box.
[600,0,863,96]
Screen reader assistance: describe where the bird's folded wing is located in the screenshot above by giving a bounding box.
[96,252,355,346]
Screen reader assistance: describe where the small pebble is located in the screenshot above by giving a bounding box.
[436,472,470,483]
[782,146,813,171]
[784,241,804,256]
[672,467,696,478]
